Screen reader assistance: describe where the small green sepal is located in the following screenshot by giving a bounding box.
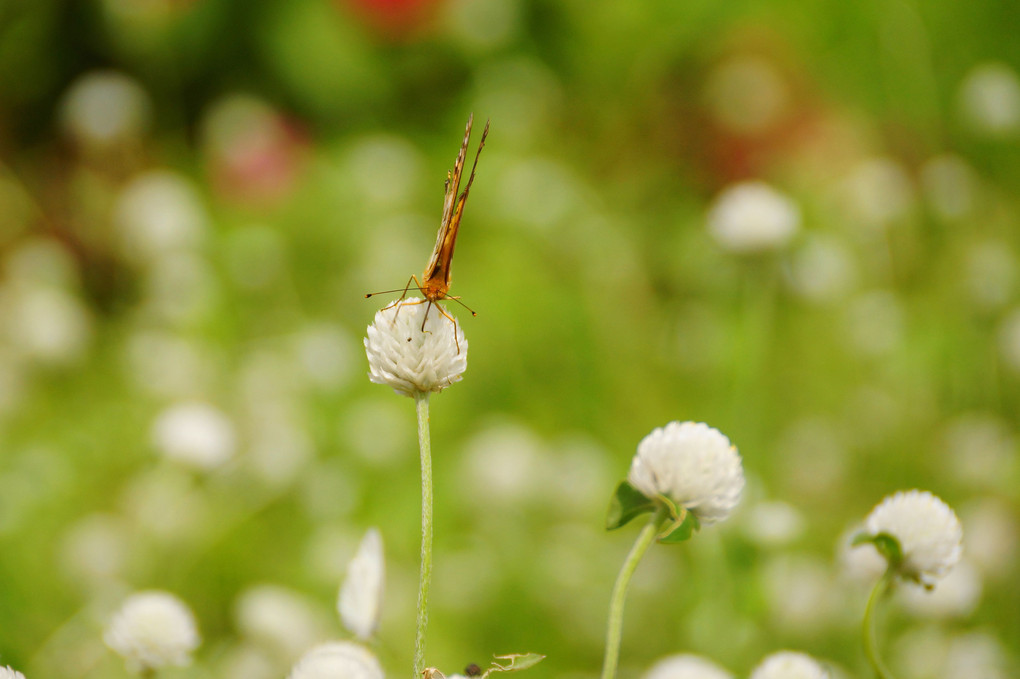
[851,531,903,569]
[606,481,655,530]
[655,494,699,543]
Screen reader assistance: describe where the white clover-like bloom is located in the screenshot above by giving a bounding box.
[104,590,201,672]
[152,401,237,470]
[339,528,385,640]
[0,666,25,679]
[642,653,733,679]
[288,642,384,679]
[706,181,800,254]
[628,422,744,526]
[364,298,467,396]
[750,651,830,679]
[863,490,963,586]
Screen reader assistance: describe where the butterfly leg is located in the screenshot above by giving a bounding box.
[433,302,462,354]
[388,275,425,323]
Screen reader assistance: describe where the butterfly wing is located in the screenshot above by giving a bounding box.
[424,114,474,289]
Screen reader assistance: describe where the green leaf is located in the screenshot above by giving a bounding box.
[654,494,699,543]
[851,531,903,568]
[606,481,656,530]
[479,653,547,679]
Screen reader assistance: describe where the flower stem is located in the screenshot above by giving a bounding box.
[863,568,898,679]
[601,510,664,679]
[414,391,434,679]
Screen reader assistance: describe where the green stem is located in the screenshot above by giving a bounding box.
[413,391,434,679]
[863,569,898,679]
[601,510,664,679]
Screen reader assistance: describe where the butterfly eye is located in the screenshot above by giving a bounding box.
[464,663,482,676]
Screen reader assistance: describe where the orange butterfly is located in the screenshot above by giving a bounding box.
[367,114,489,348]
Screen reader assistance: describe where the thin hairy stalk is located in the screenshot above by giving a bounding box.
[414,391,434,679]
[601,509,665,679]
[863,568,898,679]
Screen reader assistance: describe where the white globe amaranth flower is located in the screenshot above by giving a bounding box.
[863,489,963,586]
[364,298,467,397]
[288,641,384,679]
[706,181,800,254]
[642,653,733,679]
[152,401,237,470]
[339,528,385,640]
[750,651,830,679]
[0,666,26,679]
[628,422,744,526]
[104,590,201,672]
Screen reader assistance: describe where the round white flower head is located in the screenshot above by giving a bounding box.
[339,528,385,640]
[628,422,744,526]
[642,653,733,679]
[0,666,26,679]
[288,641,384,679]
[706,181,800,254]
[364,298,467,397]
[750,651,829,679]
[863,490,963,586]
[104,590,200,672]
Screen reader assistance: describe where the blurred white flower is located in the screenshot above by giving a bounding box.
[843,290,904,357]
[339,528,385,640]
[942,413,1017,489]
[642,653,733,679]
[104,591,200,672]
[762,555,840,633]
[364,298,467,396]
[342,135,423,207]
[460,421,548,504]
[863,490,963,586]
[60,513,131,585]
[4,237,80,289]
[288,642,384,679]
[942,631,1010,679]
[707,181,800,253]
[742,500,805,548]
[628,422,744,526]
[919,155,980,221]
[292,323,356,391]
[964,241,1017,311]
[750,651,829,679]
[958,62,1020,137]
[0,285,92,365]
[997,307,1020,371]
[60,71,150,148]
[961,498,1018,579]
[840,157,915,228]
[113,171,207,264]
[0,666,25,679]
[235,585,331,662]
[786,235,857,303]
[444,0,521,52]
[897,560,982,619]
[152,401,236,470]
[703,55,790,135]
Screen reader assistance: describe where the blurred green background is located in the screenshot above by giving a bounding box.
[1,0,1019,677]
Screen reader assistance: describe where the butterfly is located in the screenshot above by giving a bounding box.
[367,114,489,350]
